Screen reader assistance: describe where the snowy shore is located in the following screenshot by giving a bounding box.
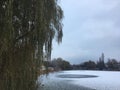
[38,70,120,90]
[39,78,94,90]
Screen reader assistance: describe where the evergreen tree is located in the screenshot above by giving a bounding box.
[96,53,106,70]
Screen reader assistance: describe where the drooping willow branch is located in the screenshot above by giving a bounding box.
[0,0,63,90]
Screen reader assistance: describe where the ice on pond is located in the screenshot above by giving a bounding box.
[59,70,120,90]
[39,70,120,90]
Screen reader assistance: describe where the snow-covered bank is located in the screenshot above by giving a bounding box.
[38,70,120,90]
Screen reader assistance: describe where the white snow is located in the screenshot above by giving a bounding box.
[59,70,120,90]
[39,70,120,90]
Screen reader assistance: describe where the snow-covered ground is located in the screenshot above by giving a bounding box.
[57,70,120,90]
[39,70,120,90]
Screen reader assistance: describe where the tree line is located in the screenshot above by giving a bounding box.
[44,58,72,71]
[48,53,120,71]
[72,53,120,71]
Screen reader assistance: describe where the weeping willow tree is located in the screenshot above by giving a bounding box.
[0,0,63,90]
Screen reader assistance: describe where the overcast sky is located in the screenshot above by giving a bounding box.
[52,0,120,64]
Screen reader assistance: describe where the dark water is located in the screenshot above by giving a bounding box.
[57,74,98,78]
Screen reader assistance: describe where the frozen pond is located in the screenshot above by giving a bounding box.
[38,70,120,90]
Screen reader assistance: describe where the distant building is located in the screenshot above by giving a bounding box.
[41,65,46,71]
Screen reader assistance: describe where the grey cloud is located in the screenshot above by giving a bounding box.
[52,0,120,64]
